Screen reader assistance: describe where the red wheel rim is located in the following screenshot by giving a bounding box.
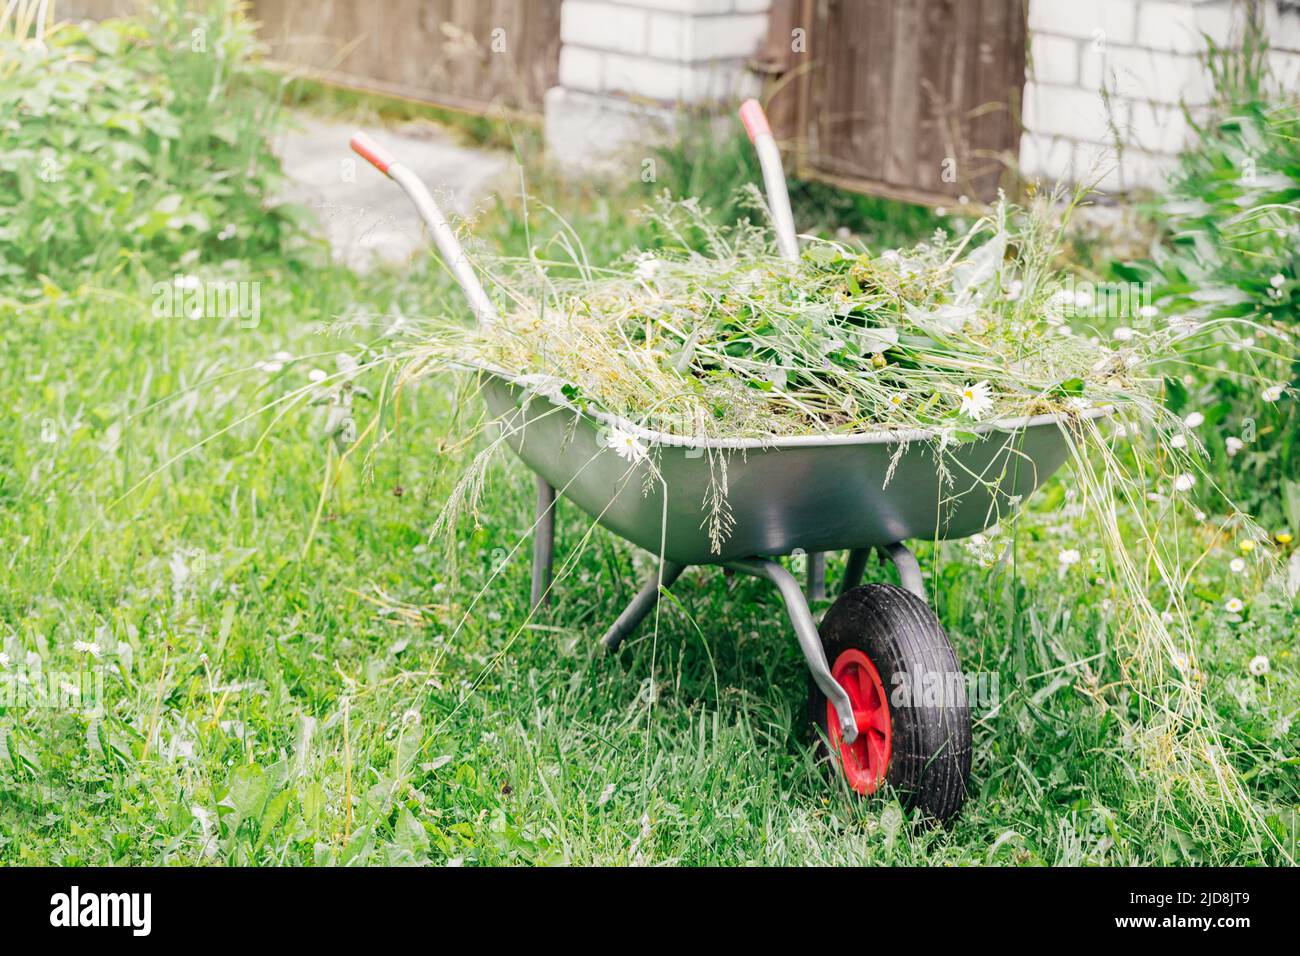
[827,648,892,794]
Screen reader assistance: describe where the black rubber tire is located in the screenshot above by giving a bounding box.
[809,583,971,823]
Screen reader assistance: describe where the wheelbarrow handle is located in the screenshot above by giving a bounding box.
[350,132,499,327]
[738,99,799,263]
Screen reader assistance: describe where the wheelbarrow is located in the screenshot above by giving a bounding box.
[349,103,1094,822]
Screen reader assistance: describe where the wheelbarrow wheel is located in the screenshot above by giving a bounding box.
[808,583,971,823]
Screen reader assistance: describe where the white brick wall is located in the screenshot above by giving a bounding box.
[1020,0,1264,193]
[547,0,771,167]
[554,0,769,103]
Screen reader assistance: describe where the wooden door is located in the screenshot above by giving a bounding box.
[786,0,1026,205]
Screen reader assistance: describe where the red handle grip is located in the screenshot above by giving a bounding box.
[350,132,396,175]
[739,99,772,143]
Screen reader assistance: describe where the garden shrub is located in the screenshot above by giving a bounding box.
[1120,26,1299,527]
[0,0,315,288]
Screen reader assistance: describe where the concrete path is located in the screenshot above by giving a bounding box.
[272,113,510,271]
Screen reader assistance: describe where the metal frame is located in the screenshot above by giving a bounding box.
[582,540,929,747]
[530,477,555,610]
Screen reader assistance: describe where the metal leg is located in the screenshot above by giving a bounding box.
[880,542,925,601]
[806,551,827,601]
[724,558,858,745]
[600,561,687,651]
[530,477,555,610]
[842,548,870,595]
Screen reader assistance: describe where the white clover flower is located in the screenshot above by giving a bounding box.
[1226,436,1244,456]
[1230,557,1247,574]
[1262,385,1285,402]
[1173,473,1195,492]
[1224,597,1244,614]
[603,426,648,463]
[1248,655,1269,677]
[1270,273,1285,289]
[1112,326,1135,341]
[1183,411,1204,428]
[959,380,993,420]
[218,224,237,241]
[1057,548,1082,569]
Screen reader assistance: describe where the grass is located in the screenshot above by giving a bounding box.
[0,8,1296,864]
[2,183,1296,866]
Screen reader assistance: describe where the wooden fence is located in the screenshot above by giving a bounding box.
[764,0,1027,205]
[250,0,562,115]
[55,0,562,116]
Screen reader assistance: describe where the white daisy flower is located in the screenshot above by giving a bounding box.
[959,380,993,420]
[1226,436,1244,456]
[1230,557,1246,574]
[1248,655,1269,676]
[888,392,905,409]
[1057,548,1082,569]
[603,426,648,463]
[1173,473,1195,492]
[1171,650,1191,674]
[1183,411,1204,428]
[72,640,102,658]
[1224,597,1244,613]
[1262,385,1285,402]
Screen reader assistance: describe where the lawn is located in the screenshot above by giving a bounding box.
[0,4,1296,867]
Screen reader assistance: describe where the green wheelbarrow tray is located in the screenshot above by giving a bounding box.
[481,369,1101,566]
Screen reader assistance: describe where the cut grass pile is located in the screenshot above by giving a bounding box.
[427,192,1164,442]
